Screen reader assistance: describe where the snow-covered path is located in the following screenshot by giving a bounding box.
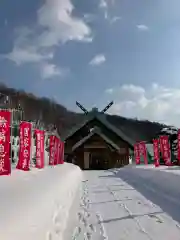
[73,167,180,240]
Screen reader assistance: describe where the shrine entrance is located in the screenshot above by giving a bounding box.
[89,151,108,170]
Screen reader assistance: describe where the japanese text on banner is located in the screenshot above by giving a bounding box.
[153,139,160,167]
[177,130,180,162]
[139,141,148,165]
[58,140,64,164]
[134,143,140,165]
[49,135,55,165]
[16,122,32,171]
[160,135,171,166]
[0,111,11,176]
[35,129,44,169]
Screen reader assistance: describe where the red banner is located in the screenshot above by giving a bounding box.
[134,143,140,165]
[139,141,148,164]
[59,140,64,164]
[159,136,163,157]
[153,139,160,167]
[53,138,64,165]
[159,135,171,166]
[0,111,11,176]
[35,129,44,169]
[16,122,32,171]
[54,137,59,165]
[49,135,55,165]
[177,130,180,163]
[56,138,60,164]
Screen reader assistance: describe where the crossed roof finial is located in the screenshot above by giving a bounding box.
[76,101,114,115]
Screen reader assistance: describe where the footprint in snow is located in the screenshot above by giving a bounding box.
[53,213,61,224]
[148,214,163,223]
[85,211,91,219]
[88,223,96,232]
[84,232,92,240]
[82,217,88,227]
[54,224,61,235]
[78,211,84,221]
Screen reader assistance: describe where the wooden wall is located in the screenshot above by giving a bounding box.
[71,134,130,169]
[64,117,133,169]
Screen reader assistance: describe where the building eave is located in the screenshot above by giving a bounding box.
[63,112,135,149]
[72,128,121,152]
[62,114,94,141]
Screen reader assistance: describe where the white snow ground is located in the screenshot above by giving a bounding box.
[2,163,180,240]
[73,167,180,240]
[0,163,82,240]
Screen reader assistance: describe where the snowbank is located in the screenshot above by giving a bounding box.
[0,163,82,240]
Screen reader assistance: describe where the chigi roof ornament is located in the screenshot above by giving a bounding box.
[75,101,114,115]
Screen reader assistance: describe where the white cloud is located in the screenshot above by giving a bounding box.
[99,0,108,9]
[3,0,92,65]
[137,24,149,31]
[90,54,106,66]
[5,47,53,65]
[99,0,120,23]
[99,0,116,8]
[99,0,108,20]
[83,14,96,23]
[105,88,114,94]
[1,27,53,65]
[40,63,64,79]
[105,83,180,127]
[110,16,121,24]
[37,0,92,47]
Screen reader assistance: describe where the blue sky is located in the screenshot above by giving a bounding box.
[1,0,180,126]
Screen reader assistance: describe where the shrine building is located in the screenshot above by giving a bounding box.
[62,101,136,170]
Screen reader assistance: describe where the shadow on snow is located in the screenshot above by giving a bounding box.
[99,167,180,224]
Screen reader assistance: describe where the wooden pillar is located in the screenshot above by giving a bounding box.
[84,152,90,169]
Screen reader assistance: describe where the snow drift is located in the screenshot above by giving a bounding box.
[0,163,82,240]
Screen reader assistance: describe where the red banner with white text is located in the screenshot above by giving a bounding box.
[35,129,44,169]
[59,140,64,164]
[53,136,59,165]
[0,111,11,176]
[139,141,148,165]
[159,135,171,166]
[153,139,160,167]
[16,122,32,171]
[49,135,55,165]
[54,137,64,165]
[134,143,140,165]
[177,130,180,163]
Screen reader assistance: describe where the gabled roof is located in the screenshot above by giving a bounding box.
[72,127,121,152]
[63,110,134,148]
